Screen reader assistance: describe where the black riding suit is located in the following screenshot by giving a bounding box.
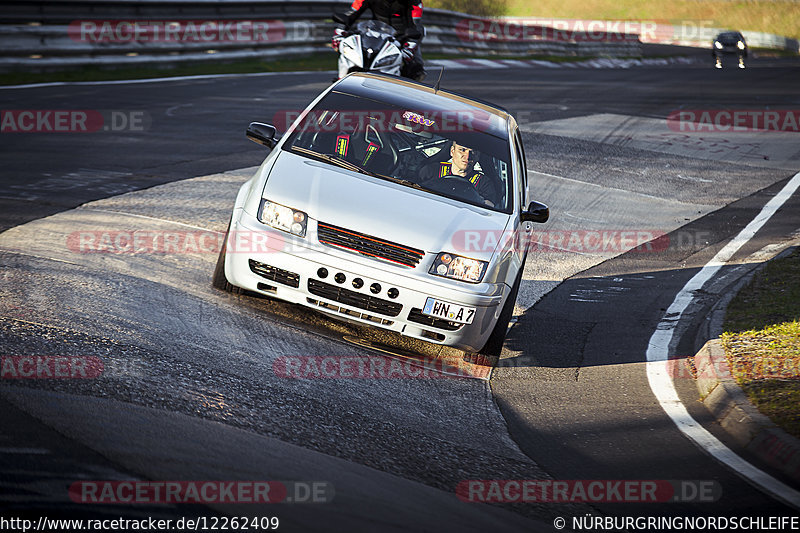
[338,0,425,79]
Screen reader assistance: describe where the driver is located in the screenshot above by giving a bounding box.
[421,141,501,207]
[333,0,426,81]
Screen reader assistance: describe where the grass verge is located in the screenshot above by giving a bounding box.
[500,0,800,40]
[721,248,800,439]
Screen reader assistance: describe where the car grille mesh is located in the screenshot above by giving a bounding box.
[407,308,463,331]
[308,279,403,317]
[317,222,424,268]
[249,259,300,288]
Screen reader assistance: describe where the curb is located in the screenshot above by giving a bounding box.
[427,56,700,70]
[694,246,800,483]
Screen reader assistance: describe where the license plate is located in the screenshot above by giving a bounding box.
[422,298,476,325]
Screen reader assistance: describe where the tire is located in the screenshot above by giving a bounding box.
[466,266,523,366]
[212,221,243,294]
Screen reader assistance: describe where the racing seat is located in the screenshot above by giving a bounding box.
[362,149,396,176]
[474,151,504,207]
[425,143,453,166]
[348,123,399,176]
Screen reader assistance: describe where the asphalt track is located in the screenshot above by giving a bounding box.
[1,55,800,530]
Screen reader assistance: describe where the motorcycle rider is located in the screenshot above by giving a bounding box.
[333,0,426,81]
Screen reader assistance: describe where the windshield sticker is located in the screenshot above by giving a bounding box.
[335,134,349,157]
[362,142,380,165]
[403,111,436,128]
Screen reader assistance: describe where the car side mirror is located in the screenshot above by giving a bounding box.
[246,122,279,149]
[521,201,549,223]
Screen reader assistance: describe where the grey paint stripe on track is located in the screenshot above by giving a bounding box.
[646,171,800,509]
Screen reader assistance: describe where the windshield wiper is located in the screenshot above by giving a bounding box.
[292,147,367,174]
[380,175,429,192]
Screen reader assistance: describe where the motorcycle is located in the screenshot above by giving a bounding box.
[332,19,407,79]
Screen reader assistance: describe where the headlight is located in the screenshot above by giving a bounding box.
[259,199,308,238]
[372,50,400,69]
[429,252,487,284]
[737,41,745,50]
[714,41,722,49]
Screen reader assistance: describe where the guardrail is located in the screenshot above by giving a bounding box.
[1,1,353,24]
[504,16,799,54]
[0,0,645,72]
[650,29,799,53]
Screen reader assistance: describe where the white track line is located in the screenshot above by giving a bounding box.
[646,171,800,509]
[0,70,324,90]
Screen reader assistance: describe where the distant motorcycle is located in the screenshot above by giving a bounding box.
[332,19,406,79]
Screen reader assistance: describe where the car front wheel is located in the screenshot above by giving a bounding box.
[464,266,523,367]
[212,221,243,294]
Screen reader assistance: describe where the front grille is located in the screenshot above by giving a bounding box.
[249,259,300,288]
[317,222,424,268]
[307,298,394,326]
[308,279,403,317]
[407,308,463,331]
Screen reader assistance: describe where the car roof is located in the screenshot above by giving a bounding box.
[332,72,512,139]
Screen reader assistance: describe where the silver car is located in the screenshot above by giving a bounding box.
[214,72,548,363]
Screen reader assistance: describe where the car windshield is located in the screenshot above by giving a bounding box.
[717,32,742,43]
[282,91,514,213]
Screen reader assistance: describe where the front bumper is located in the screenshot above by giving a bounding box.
[224,209,510,353]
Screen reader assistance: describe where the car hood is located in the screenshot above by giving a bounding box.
[260,151,511,260]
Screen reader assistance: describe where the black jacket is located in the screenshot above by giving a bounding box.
[421,160,502,206]
[343,0,422,40]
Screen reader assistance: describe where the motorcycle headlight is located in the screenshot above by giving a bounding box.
[340,35,363,67]
[259,199,308,238]
[373,49,401,69]
[429,252,487,284]
[714,41,722,49]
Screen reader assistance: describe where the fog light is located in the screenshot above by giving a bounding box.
[370,283,381,294]
[387,288,399,299]
[317,267,328,279]
[334,273,346,284]
[352,278,364,289]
